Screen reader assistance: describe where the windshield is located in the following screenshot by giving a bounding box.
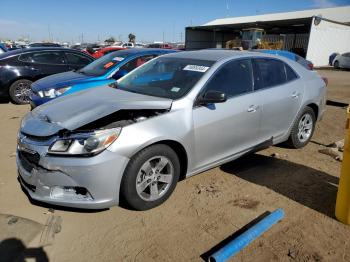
[78,50,132,76]
[117,57,214,99]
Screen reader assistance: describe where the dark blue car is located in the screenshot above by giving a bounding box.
[30,48,177,108]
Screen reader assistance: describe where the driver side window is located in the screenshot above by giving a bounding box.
[205,59,253,98]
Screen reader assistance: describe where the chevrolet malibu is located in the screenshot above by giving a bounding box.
[17,50,327,210]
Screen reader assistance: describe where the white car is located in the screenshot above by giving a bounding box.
[333,52,350,69]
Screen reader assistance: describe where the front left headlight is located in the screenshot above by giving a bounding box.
[38,86,71,98]
[48,127,121,156]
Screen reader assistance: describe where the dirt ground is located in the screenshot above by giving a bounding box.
[0,69,350,262]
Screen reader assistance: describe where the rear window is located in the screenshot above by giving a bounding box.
[285,64,298,81]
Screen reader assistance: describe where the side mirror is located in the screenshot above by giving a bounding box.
[197,90,227,105]
[112,69,128,80]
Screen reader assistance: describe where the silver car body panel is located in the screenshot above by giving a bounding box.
[21,87,172,137]
[17,50,327,208]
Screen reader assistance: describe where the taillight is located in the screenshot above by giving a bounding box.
[308,63,314,70]
[322,77,328,86]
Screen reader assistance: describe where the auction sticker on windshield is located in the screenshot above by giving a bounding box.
[183,65,209,73]
[113,57,124,62]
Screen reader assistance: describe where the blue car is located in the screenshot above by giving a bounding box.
[30,48,177,108]
[0,43,7,54]
[255,50,314,70]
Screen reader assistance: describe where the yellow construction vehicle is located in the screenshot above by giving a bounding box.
[225,28,283,50]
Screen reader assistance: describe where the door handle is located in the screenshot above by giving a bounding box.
[247,105,258,113]
[291,92,300,99]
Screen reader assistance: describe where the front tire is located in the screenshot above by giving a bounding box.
[9,79,33,104]
[286,106,316,149]
[334,61,340,69]
[120,144,180,210]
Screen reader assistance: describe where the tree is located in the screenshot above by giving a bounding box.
[105,36,116,44]
[128,33,136,43]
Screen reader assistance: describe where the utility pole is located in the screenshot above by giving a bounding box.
[172,22,175,43]
[226,0,230,17]
[48,24,51,42]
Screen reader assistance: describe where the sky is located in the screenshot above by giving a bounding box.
[0,0,349,43]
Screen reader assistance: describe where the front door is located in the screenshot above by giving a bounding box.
[192,59,262,170]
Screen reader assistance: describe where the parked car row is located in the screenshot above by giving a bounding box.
[0,47,94,104]
[30,48,177,107]
[0,46,316,106]
[15,48,327,211]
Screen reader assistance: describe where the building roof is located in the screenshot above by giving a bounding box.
[202,6,350,27]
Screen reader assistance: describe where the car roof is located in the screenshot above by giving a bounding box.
[0,47,83,55]
[0,47,91,60]
[117,48,176,54]
[104,48,177,58]
[164,49,259,61]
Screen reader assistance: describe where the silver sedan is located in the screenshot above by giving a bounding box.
[333,52,350,69]
[17,50,327,210]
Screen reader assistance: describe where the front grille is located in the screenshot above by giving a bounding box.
[18,150,40,173]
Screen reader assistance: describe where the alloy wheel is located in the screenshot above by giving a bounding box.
[297,113,313,143]
[136,156,174,201]
[14,81,32,104]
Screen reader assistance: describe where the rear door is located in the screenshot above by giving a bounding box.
[65,52,93,70]
[19,51,68,78]
[252,58,303,141]
[192,58,263,170]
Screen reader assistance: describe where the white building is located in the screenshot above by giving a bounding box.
[185,6,350,66]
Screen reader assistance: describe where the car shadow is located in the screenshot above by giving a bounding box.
[220,154,338,218]
[0,238,49,262]
[0,97,10,104]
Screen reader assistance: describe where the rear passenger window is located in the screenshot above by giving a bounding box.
[66,53,91,66]
[285,64,298,81]
[253,59,286,90]
[205,59,253,97]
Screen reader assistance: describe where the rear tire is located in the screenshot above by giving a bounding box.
[286,106,316,149]
[9,79,33,104]
[120,144,180,210]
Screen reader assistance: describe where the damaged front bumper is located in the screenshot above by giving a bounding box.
[16,137,130,209]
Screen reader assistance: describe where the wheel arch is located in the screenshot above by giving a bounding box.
[306,103,319,121]
[133,139,189,182]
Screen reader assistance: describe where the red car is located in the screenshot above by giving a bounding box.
[91,47,126,59]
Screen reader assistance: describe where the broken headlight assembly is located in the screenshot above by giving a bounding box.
[48,128,121,156]
[37,86,71,98]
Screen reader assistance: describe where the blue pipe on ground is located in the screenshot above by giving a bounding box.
[209,208,285,262]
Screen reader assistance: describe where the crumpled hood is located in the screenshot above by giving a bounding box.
[31,71,96,92]
[21,86,172,137]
